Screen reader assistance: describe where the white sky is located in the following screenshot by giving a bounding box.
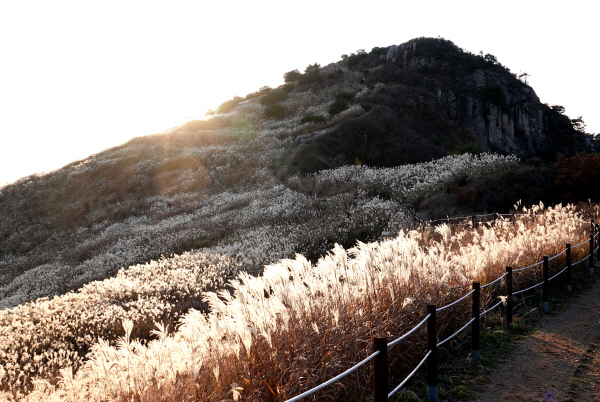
[0,0,598,187]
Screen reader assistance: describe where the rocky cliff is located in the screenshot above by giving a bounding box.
[285,37,590,174]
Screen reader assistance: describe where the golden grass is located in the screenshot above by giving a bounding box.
[6,203,595,401]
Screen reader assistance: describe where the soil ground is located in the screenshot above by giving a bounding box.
[467,277,600,402]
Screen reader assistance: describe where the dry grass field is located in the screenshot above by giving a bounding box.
[0,202,595,401]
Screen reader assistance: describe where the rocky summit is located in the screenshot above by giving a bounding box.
[283,37,592,176]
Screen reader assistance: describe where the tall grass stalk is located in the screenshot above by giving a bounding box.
[8,203,591,401]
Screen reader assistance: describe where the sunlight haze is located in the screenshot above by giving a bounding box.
[0,0,597,187]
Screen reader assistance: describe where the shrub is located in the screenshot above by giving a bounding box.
[258,86,273,95]
[298,73,324,85]
[300,114,327,125]
[265,104,287,120]
[297,63,324,86]
[284,69,301,83]
[300,72,323,85]
[260,88,287,105]
[336,92,355,102]
[246,86,274,101]
[370,46,389,55]
[245,91,261,101]
[304,63,321,74]
[215,96,244,114]
[281,82,295,93]
[342,49,368,67]
[328,99,350,116]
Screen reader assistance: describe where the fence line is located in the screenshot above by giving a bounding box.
[436,289,475,311]
[480,272,506,288]
[421,211,593,229]
[285,351,381,402]
[284,218,598,402]
[387,350,431,399]
[437,317,475,347]
[479,299,504,316]
[388,314,430,350]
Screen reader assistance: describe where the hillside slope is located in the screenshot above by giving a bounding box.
[0,37,592,310]
[0,36,598,399]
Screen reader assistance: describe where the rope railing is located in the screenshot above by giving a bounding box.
[548,264,571,282]
[284,351,381,402]
[572,238,591,249]
[387,351,432,398]
[388,314,430,350]
[513,280,544,296]
[513,260,543,272]
[571,253,590,266]
[480,272,507,289]
[437,317,475,347]
[547,248,567,261]
[285,214,598,402]
[436,289,475,311]
[480,299,503,316]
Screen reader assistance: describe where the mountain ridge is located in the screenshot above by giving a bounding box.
[0,36,595,310]
[275,37,593,177]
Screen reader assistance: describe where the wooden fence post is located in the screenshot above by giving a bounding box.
[506,266,513,327]
[566,243,572,294]
[372,335,388,402]
[543,256,549,312]
[596,225,600,264]
[590,233,595,275]
[472,282,480,361]
[426,304,438,402]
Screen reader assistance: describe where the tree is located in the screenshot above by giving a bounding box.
[216,96,243,114]
[304,63,321,74]
[518,71,530,84]
[570,116,587,133]
[260,88,287,105]
[483,53,498,64]
[264,104,287,120]
[283,69,301,83]
[258,86,272,95]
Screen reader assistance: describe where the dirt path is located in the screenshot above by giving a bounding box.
[468,279,600,402]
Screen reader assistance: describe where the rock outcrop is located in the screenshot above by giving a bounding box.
[288,37,591,175]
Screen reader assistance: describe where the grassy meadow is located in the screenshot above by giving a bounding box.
[0,202,596,401]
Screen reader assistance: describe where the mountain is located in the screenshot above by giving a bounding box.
[2,36,600,398]
[280,37,594,177]
[0,37,594,310]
